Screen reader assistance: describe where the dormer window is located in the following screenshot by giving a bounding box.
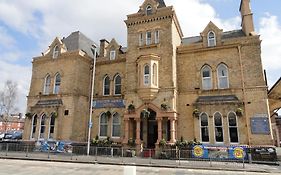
[53,45,59,58]
[207,31,216,47]
[146,5,152,15]
[110,50,116,60]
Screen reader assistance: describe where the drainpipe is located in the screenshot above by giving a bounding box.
[238,45,251,145]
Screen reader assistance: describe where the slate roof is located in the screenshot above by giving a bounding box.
[157,0,166,8]
[194,95,241,105]
[62,31,98,58]
[182,30,246,45]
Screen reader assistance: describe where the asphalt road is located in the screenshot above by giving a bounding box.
[0,159,279,175]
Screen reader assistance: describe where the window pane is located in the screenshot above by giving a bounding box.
[54,74,61,94]
[100,114,108,137]
[104,77,110,95]
[139,33,143,46]
[146,5,152,15]
[229,128,238,143]
[203,78,211,90]
[155,30,159,44]
[214,114,222,126]
[201,115,208,126]
[229,116,237,126]
[201,127,209,142]
[144,65,149,74]
[146,32,152,45]
[110,51,116,60]
[114,75,121,95]
[203,70,210,77]
[215,127,223,142]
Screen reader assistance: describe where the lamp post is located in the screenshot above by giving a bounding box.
[87,46,97,156]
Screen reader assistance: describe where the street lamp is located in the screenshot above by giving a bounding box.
[87,45,97,156]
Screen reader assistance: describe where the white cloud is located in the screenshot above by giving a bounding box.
[258,13,281,86]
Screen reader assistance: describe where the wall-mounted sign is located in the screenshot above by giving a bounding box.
[251,116,270,135]
[93,99,125,108]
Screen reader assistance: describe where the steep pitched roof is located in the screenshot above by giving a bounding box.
[62,31,98,58]
[156,0,166,8]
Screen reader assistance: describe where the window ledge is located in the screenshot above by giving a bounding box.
[138,43,159,50]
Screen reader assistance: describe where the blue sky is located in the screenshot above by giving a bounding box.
[0,0,280,113]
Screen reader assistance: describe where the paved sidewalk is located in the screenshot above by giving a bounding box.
[0,151,280,174]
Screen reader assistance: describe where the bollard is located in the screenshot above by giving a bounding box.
[5,143,9,156]
[209,157,212,167]
[25,145,29,157]
[47,145,50,159]
[121,147,124,163]
[243,156,245,168]
[178,150,181,166]
[124,166,136,175]
[149,149,152,164]
[95,147,97,162]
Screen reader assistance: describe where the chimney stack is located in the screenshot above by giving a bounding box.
[240,0,255,36]
[99,39,109,57]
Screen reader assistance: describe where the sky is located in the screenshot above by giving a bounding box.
[0,0,280,114]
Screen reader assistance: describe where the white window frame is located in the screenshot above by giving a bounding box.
[213,112,224,143]
[155,30,159,44]
[200,113,209,143]
[207,31,216,47]
[53,45,59,58]
[146,5,152,15]
[111,112,121,138]
[201,65,212,90]
[114,74,121,95]
[217,64,229,89]
[146,31,152,45]
[103,76,110,96]
[48,113,56,140]
[144,64,150,86]
[43,74,51,95]
[228,111,239,144]
[53,73,61,94]
[39,114,46,140]
[30,114,37,139]
[139,33,143,46]
[99,113,108,138]
[110,50,116,60]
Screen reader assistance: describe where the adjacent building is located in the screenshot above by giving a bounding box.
[23,0,274,147]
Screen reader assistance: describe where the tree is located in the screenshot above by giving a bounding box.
[0,80,18,132]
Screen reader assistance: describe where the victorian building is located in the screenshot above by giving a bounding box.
[23,0,273,147]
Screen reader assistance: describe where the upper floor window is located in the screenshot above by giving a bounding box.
[103,76,110,96]
[43,74,51,95]
[146,5,152,15]
[155,30,159,44]
[112,113,120,137]
[139,33,143,46]
[214,112,223,142]
[217,64,229,89]
[54,73,61,94]
[110,50,116,60]
[200,113,209,142]
[146,31,152,45]
[228,112,239,143]
[207,31,216,47]
[114,74,121,95]
[144,65,150,85]
[152,63,157,86]
[201,65,212,90]
[53,45,59,58]
[99,113,108,137]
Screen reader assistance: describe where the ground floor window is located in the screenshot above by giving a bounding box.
[99,113,108,137]
[214,112,223,142]
[200,113,209,142]
[228,112,239,143]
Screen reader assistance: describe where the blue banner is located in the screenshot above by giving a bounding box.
[93,99,125,108]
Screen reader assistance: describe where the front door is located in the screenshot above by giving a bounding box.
[146,109,157,148]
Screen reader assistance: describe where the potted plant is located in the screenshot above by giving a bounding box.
[192,109,200,118]
[105,111,111,117]
[141,109,150,119]
[236,108,243,116]
[161,103,168,111]
[159,138,167,148]
[52,112,58,118]
[25,112,33,119]
[127,104,135,113]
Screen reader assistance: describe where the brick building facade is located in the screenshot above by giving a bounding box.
[23,0,273,147]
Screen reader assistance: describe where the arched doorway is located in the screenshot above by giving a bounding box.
[141,108,158,148]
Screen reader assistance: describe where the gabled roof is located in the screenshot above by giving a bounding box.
[269,77,281,95]
[156,0,166,8]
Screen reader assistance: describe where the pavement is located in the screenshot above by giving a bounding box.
[0,151,281,174]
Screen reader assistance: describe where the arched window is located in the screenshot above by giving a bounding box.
[200,113,209,142]
[54,73,61,94]
[39,114,46,139]
[208,31,216,47]
[228,112,239,143]
[144,65,150,85]
[114,74,121,95]
[214,112,223,142]
[103,76,110,96]
[31,114,37,139]
[43,74,51,95]
[217,64,229,89]
[146,5,152,15]
[48,113,56,139]
[202,65,212,90]
[53,45,59,58]
[112,113,120,137]
[152,63,157,86]
[99,113,108,137]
